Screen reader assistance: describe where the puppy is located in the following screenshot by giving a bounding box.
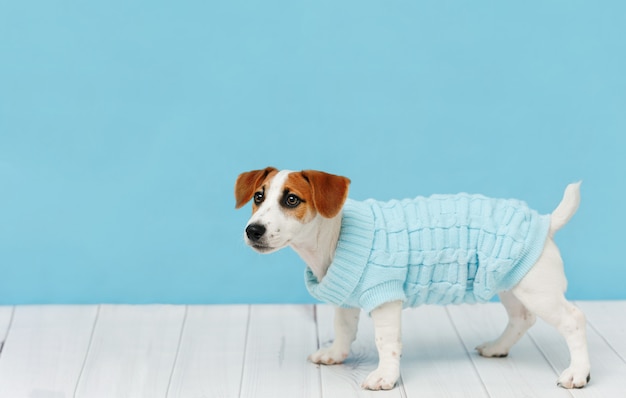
[235,167,590,390]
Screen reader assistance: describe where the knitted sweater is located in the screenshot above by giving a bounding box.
[305,195,551,314]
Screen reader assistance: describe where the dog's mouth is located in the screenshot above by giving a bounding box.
[248,238,290,254]
[249,242,276,253]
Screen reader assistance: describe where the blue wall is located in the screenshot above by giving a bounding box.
[1,1,624,304]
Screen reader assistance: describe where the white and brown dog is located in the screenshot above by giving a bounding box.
[235,167,590,390]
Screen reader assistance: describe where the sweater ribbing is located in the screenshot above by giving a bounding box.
[305,195,551,314]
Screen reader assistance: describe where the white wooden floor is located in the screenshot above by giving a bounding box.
[0,302,624,398]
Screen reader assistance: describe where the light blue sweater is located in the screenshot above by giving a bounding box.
[305,195,551,314]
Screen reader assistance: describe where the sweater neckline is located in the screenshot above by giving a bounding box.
[305,199,376,307]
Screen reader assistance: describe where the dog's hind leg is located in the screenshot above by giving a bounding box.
[476,290,536,358]
[511,239,590,389]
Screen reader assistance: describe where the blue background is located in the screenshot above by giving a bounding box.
[1,1,624,304]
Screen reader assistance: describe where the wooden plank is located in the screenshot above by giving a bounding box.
[576,301,626,361]
[527,301,626,397]
[447,303,573,398]
[167,305,249,398]
[239,305,321,398]
[315,304,403,398]
[401,305,489,398]
[75,305,186,398]
[0,305,97,398]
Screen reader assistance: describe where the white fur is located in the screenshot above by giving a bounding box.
[243,171,590,391]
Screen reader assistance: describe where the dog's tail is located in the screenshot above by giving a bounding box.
[549,181,581,236]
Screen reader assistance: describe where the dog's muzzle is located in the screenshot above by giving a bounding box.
[245,223,274,252]
[245,223,266,243]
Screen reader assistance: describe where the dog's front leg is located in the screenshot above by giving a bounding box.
[362,300,402,390]
[309,306,360,365]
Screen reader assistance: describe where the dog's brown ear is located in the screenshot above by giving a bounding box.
[235,167,278,209]
[301,170,350,218]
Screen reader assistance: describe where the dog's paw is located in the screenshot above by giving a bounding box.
[557,367,590,389]
[308,346,348,365]
[475,341,509,358]
[361,367,399,390]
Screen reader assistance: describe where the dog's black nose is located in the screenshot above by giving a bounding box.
[246,224,266,242]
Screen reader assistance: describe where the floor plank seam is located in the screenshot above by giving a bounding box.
[165,305,189,398]
[396,373,409,398]
[72,304,101,398]
[313,305,324,398]
[237,304,252,398]
[586,318,626,365]
[526,326,559,375]
[525,329,575,397]
[444,306,492,398]
[0,307,16,357]
[313,304,320,351]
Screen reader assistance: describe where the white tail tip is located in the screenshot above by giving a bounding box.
[549,181,581,234]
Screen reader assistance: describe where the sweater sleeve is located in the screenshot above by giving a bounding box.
[357,278,407,314]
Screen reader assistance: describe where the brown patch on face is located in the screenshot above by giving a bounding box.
[234,167,278,210]
[300,170,350,218]
[250,170,279,214]
[283,172,316,222]
[283,170,351,220]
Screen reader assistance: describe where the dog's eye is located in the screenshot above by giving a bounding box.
[253,191,264,205]
[284,194,301,208]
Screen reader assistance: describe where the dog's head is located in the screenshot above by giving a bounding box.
[235,167,351,253]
